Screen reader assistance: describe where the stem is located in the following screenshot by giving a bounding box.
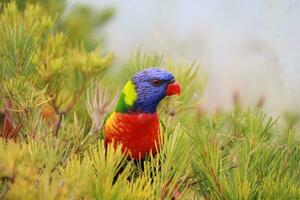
[53,81,86,135]
[53,111,64,136]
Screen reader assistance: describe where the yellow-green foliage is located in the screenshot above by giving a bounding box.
[1,0,115,51]
[0,121,190,199]
[0,2,113,134]
[1,2,300,200]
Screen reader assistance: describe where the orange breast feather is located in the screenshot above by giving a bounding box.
[104,112,160,160]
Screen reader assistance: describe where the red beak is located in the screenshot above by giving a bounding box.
[165,82,181,96]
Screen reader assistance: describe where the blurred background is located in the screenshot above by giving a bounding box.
[66,0,300,115]
[3,0,299,115]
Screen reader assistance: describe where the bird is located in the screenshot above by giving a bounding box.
[103,67,181,160]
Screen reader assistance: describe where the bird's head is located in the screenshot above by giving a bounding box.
[115,68,181,113]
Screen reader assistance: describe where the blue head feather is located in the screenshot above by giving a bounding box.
[130,67,175,113]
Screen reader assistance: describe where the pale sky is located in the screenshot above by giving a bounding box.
[68,0,300,114]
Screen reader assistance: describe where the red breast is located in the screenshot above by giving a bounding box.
[104,112,160,160]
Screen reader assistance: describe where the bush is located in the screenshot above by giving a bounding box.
[0,2,299,200]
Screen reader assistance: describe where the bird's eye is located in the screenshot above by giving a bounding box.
[151,79,162,86]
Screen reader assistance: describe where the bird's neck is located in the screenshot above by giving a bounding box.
[115,80,161,114]
[115,94,161,114]
[115,80,137,113]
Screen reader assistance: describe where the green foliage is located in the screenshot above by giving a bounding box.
[190,109,300,199]
[0,122,191,199]
[0,2,112,137]
[0,0,115,51]
[283,111,300,130]
[0,0,66,16]
[1,2,300,200]
[58,5,115,51]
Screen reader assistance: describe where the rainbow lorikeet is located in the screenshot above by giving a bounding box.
[103,68,181,160]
